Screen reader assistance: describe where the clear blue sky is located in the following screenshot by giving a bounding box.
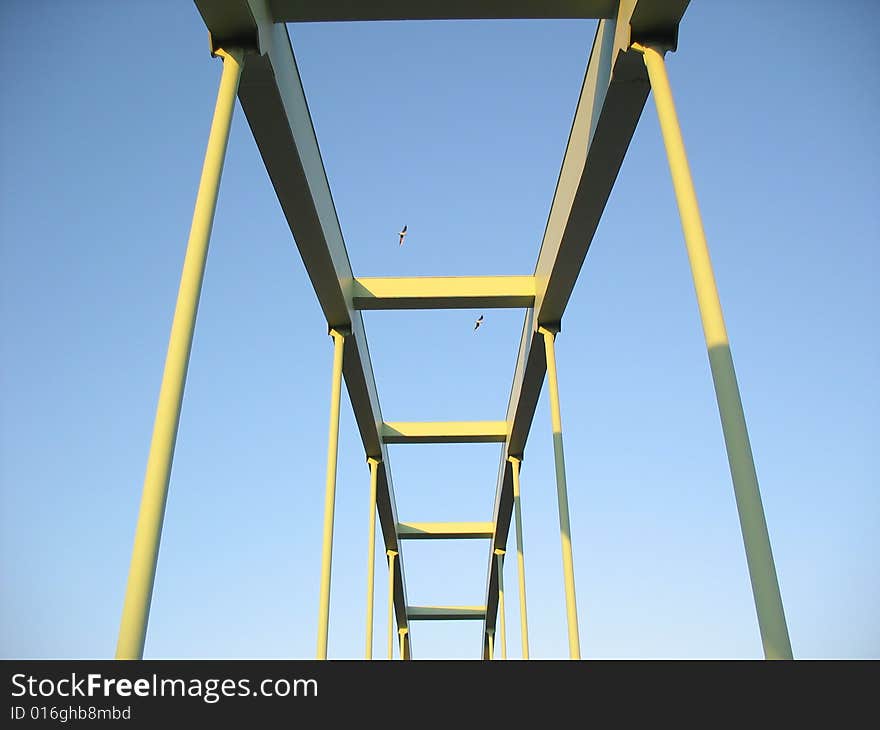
[1,0,877,660]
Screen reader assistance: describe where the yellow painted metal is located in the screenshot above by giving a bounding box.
[382,421,508,444]
[406,606,487,620]
[632,42,793,661]
[316,328,346,660]
[539,326,581,659]
[508,456,530,659]
[387,550,397,659]
[351,276,536,310]
[398,627,409,660]
[115,47,244,661]
[487,628,495,660]
[396,521,495,539]
[495,549,507,659]
[365,457,381,659]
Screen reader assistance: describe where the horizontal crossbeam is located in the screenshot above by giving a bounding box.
[269,1,619,23]
[407,606,488,621]
[397,522,495,540]
[351,276,535,310]
[382,421,508,444]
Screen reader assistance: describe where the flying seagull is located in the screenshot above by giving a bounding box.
[474,315,484,331]
[398,225,407,246]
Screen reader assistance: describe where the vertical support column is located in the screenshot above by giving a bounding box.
[538,325,581,660]
[387,550,397,660]
[508,456,530,659]
[364,457,381,659]
[316,328,347,660]
[487,628,495,660]
[115,47,245,660]
[495,549,507,660]
[397,628,408,661]
[631,42,793,660]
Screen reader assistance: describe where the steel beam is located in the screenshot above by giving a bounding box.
[351,276,535,310]
[193,0,413,648]
[540,326,580,658]
[268,1,619,23]
[508,456,530,658]
[397,522,495,540]
[481,1,691,658]
[632,42,792,660]
[316,328,346,659]
[397,627,409,660]
[364,457,380,659]
[116,47,244,660]
[407,606,487,621]
[495,549,507,659]
[383,421,508,444]
[387,550,397,659]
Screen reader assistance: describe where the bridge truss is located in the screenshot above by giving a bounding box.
[115,0,793,660]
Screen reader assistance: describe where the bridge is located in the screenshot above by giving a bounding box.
[114,0,792,660]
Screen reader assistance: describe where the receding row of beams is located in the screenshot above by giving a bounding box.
[165,0,795,664]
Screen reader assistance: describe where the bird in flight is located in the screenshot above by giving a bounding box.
[474,315,484,331]
[398,225,407,246]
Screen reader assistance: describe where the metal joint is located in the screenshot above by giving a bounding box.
[629,28,678,54]
[208,33,258,58]
[537,322,561,337]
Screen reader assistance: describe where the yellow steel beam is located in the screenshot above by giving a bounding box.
[397,522,495,540]
[382,421,508,444]
[495,549,507,659]
[508,456,530,658]
[397,627,409,660]
[407,606,488,621]
[539,326,581,659]
[316,328,346,660]
[364,457,380,659]
[115,47,244,660]
[351,276,535,310]
[387,550,397,659]
[632,41,793,661]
